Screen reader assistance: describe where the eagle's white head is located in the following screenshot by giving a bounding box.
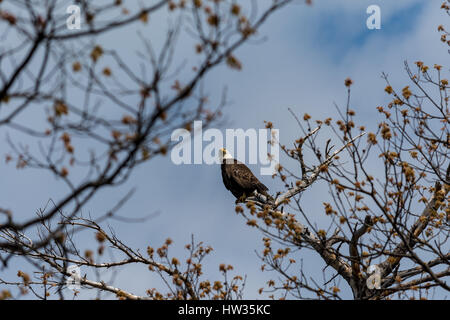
[219,148,233,162]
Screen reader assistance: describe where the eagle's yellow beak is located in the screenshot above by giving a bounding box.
[220,148,226,155]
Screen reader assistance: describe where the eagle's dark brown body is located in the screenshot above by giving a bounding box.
[221,158,270,200]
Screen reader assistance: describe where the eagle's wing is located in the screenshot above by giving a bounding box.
[231,162,269,193]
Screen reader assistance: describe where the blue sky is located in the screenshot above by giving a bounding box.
[312,2,425,54]
[1,0,449,299]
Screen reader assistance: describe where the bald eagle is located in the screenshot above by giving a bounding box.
[219,148,272,203]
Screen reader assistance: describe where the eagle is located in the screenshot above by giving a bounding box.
[219,148,272,203]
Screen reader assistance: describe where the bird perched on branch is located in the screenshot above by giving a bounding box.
[219,148,273,203]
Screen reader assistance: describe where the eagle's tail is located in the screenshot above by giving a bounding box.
[256,184,274,203]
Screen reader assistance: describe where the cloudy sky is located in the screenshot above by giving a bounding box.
[1,0,449,299]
